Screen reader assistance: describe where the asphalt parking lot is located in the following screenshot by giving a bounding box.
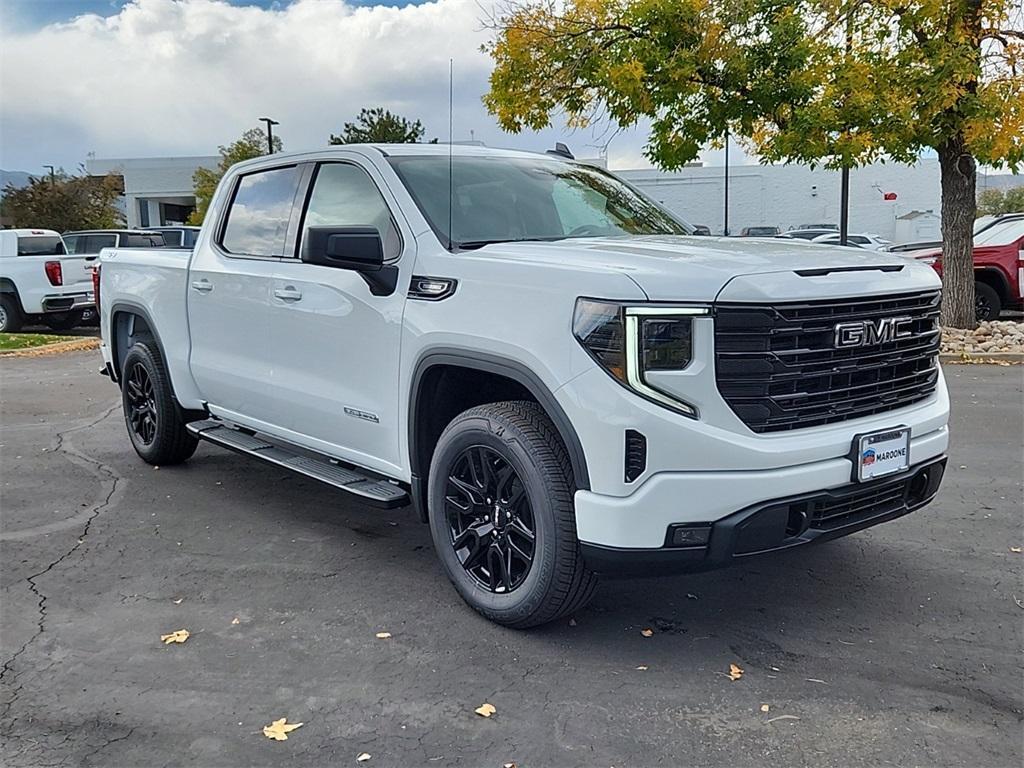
[1,351,1021,767]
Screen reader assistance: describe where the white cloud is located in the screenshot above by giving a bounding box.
[0,0,660,172]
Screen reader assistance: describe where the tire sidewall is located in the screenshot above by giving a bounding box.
[427,412,563,623]
[0,295,22,333]
[121,343,176,463]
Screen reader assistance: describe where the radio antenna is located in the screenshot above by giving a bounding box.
[448,58,454,250]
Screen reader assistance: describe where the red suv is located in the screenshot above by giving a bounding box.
[915,214,1024,320]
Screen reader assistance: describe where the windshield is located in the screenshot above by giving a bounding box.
[388,154,689,249]
[974,218,1024,247]
[17,235,65,256]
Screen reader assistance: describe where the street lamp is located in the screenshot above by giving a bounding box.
[259,117,279,155]
[43,165,56,183]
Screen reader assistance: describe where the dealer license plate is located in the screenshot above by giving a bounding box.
[856,428,910,482]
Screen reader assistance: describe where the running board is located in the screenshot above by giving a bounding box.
[187,420,409,509]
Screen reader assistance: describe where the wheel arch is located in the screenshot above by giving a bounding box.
[408,349,590,522]
[0,278,25,313]
[109,301,171,385]
[975,266,1011,302]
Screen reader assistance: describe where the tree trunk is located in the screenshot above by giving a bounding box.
[937,135,977,329]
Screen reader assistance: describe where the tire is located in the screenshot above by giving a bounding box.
[121,341,198,465]
[974,281,1001,322]
[0,294,24,333]
[427,401,597,628]
[43,309,85,331]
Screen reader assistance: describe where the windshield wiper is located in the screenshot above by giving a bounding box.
[455,236,566,251]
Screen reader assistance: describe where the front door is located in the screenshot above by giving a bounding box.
[265,159,414,479]
[188,163,303,422]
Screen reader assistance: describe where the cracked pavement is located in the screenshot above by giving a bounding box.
[1,351,1021,767]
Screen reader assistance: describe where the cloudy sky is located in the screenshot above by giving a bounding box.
[0,0,741,174]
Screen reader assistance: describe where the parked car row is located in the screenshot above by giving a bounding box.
[0,226,201,332]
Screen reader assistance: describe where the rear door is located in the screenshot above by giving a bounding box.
[265,159,413,476]
[187,163,305,424]
[66,233,113,293]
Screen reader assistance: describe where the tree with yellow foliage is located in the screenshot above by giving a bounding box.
[485,0,1023,327]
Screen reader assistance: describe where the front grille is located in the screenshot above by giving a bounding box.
[715,290,941,432]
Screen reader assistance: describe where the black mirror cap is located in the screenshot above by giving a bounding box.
[305,226,384,271]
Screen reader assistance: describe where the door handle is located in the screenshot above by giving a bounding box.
[191,280,213,293]
[274,287,302,302]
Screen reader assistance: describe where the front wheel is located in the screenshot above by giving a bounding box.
[975,281,1001,322]
[121,342,198,465]
[0,294,24,333]
[427,401,597,628]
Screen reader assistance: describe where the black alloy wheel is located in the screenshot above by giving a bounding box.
[445,445,536,593]
[125,361,157,445]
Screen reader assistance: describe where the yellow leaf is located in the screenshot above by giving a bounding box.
[357,753,372,762]
[728,663,744,681]
[1011,547,1022,553]
[172,598,183,605]
[760,704,770,713]
[262,717,303,741]
[160,629,189,644]
[375,631,392,639]
[640,628,654,637]
[504,763,518,768]
[231,617,240,625]
[636,665,649,671]
[474,702,497,718]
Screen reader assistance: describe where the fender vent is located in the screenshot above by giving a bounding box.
[624,429,647,483]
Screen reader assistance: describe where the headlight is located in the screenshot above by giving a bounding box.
[573,299,705,417]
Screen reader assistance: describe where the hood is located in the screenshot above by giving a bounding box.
[468,235,940,301]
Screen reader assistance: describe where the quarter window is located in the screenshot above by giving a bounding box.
[301,163,401,260]
[221,166,301,257]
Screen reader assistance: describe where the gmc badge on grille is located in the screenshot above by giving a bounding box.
[834,316,914,348]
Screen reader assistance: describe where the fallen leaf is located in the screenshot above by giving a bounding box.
[160,629,189,644]
[231,617,240,625]
[760,704,770,713]
[635,665,649,671]
[640,628,654,637]
[503,763,517,768]
[1011,547,1022,553]
[357,753,372,762]
[375,631,392,639]
[474,703,497,718]
[728,663,744,681]
[686,593,699,600]
[172,598,183,605]
[262,717,303,741]
[568,618,577,627]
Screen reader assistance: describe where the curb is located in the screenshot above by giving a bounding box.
[0,338,100,358]
[940,351,1024,364]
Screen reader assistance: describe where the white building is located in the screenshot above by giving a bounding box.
[87,155,216,228]
[87,153,1019,242]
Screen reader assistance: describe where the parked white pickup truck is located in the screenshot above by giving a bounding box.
[97,145,949,627]
[0,228,94,332]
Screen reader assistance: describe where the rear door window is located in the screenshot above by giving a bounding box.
[17,236,65,256]
[121,233,165,247]
[81,234,117,253]
[221,166,302,257]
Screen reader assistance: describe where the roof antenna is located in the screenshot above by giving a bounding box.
[448,58,454,251]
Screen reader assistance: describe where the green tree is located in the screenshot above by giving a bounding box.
[1,168,124,230]
[977,185,1024,216]
[189,127,282,225]
[329,107,431,144]
[485,0,1024,328]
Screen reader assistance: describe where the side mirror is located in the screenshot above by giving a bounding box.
[303,226,398,296]
[305,226,384,271]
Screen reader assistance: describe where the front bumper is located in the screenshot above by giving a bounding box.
[40,291,94,313]
[581,454,946,576]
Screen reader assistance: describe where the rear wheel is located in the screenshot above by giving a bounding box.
[44,310,84,331]
[974,281,1001,321]
[121,342,198,465]
[0,295,24,333]
[427,401,597,628]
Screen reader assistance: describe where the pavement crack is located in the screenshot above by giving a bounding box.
[0,401,123,718]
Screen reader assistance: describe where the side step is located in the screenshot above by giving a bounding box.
[187,420,409,509]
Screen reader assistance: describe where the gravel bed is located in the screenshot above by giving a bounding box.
[941,320,1024,355]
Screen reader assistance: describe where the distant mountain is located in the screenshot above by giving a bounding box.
[1,170,33,194]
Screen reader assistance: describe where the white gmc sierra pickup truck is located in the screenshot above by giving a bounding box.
[98,145,949,627]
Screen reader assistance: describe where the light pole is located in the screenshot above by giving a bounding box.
[259,117,279,154]
[723,128,730,236]
[43,165,56,183]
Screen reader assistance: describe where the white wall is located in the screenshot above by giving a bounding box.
[621,160,1021,242]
